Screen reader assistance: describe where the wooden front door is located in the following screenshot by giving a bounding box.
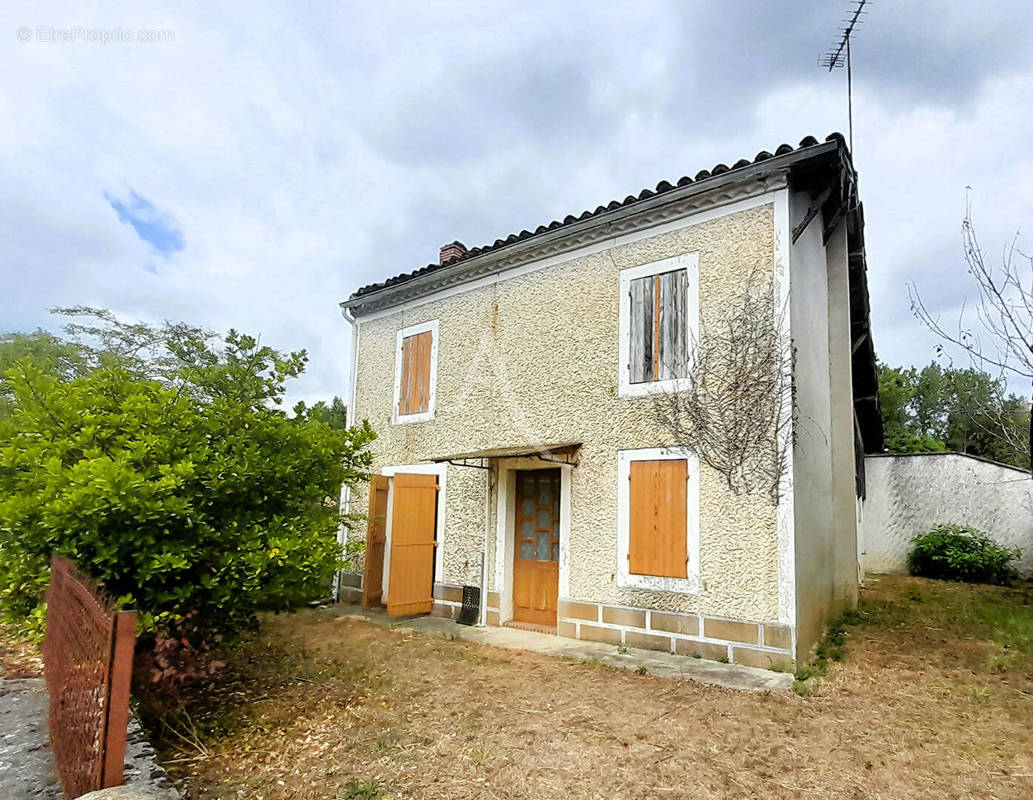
[386,473,438,616]
[512,469,560,627]
[362,475,389,608]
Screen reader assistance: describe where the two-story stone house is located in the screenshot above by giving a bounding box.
[338,134,882,668]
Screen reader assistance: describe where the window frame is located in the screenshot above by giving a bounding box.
[616,447,701,594]
[392,319,439,425]
[617,253,700,397]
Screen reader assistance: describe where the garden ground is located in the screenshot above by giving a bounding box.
[135,575,1033,800]
[7,576,1033,800]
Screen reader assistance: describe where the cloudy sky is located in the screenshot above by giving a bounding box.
[2,1,1032,406]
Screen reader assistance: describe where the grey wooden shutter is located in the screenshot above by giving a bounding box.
[629,275,653,383]
[657,269,688,380]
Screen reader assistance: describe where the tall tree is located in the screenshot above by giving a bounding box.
[0,329,89,416]
[911,205,1033,472]
[877,360,1029,468]
[293,396,349,429]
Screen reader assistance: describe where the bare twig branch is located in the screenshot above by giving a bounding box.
[910,203,1033,471]
[652,270,796,504]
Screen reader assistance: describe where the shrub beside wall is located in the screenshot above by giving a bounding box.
[907,524,1021,586]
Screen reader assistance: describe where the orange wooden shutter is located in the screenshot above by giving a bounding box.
[362,475,389,608]
[629,459,688,578]
[398,331,432,416]
[386,473,438,616]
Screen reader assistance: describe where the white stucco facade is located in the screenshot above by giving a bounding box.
[787,189,860,656]
[351,196,786,623]
[342,140,869,665]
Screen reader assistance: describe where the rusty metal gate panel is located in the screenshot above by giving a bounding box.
[42,555,137,799]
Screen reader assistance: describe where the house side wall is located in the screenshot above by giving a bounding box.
[789,190,840,661]
[825,221,860,608]
[349,201,787,634]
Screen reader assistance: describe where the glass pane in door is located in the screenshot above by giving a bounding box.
[536,532,550,560]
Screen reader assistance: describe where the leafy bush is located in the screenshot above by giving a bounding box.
[907,524,1020,586]
[884,434,947,454]
[0,314,375,647]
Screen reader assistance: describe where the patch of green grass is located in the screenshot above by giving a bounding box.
[635,665,648,675]
[717,656,729,664]
[616,643,628,655]
[987,648,1016,673]
[791,608,862,695]
[341,778,381,800]
[789,577,1033,698]
[814,609,860,667]
[860,578,1033,663]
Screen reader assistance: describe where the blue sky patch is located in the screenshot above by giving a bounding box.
[106,190,184,257]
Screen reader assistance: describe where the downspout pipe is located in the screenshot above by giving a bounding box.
[480,463,493,626]
[335,304,361,603]
[340,305,360,431]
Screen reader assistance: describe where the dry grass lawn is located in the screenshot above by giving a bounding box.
[142,575,1033,799]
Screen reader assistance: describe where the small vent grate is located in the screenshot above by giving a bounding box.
[456,585,480,626]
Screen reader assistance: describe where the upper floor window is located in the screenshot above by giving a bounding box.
[392,320,438,424]
[618,253,699,397]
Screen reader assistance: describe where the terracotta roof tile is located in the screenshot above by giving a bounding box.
[351,134,843,298]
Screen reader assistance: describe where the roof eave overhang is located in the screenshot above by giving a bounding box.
[341,141,839,318]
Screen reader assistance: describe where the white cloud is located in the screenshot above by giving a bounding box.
[1,1,1031,408]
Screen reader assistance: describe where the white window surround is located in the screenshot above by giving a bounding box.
[617,253,700,398]
[379,462,447,604]
[391,319,439,425]
[616,447,701,594]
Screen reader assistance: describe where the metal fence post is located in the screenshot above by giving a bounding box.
[42,555,138,799]
[101,609,137,788]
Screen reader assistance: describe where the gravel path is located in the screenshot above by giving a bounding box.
[0,679,61,799]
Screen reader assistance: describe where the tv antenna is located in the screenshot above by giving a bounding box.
[819,0,871,155]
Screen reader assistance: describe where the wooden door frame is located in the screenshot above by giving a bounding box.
[362,475,390,608]
[379,463,448,606]
[492,458,572,627]
[512,468,562,627]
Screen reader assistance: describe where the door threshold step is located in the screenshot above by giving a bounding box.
[503,620,557,635]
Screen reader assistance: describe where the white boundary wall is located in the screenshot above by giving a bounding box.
[861,453,1033,576]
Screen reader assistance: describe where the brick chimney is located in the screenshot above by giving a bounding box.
[439,240,468,265]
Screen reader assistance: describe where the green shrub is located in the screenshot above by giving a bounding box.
[0,322,375,647]
[884,434,947,454]
[907,524,1020,586]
